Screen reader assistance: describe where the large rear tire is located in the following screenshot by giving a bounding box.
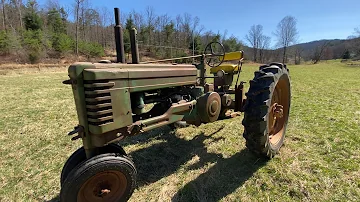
[242,63,291,158]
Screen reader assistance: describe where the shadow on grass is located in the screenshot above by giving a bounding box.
[46,195,59,202]
[171,149,267,201]
[50,125,266,201]
[125,125,267,201]
[125,126,226,187]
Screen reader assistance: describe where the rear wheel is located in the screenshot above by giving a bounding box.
[242,63,291,158]
[60,153,137,202]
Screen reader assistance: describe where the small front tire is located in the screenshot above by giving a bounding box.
[60,153,137,202]
[60,144,127,186]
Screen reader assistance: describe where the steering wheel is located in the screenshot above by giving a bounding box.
[204,42,225,67]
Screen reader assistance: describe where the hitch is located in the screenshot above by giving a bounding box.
[62,79,76,85]
[68,125,84,141]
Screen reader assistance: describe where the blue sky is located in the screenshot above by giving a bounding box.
[38,0,360,47]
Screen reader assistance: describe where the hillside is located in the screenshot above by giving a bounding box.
[242,37,360,63]
[289,38,355,60]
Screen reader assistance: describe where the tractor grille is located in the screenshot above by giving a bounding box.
[84,80,115,126]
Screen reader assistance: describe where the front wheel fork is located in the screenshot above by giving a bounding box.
[67,125,96,159]
[235,82,246,112]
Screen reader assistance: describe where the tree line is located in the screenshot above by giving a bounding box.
[0,0,243,63]
[0,0,358,64]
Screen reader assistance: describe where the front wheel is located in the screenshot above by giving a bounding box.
[242,63,291,158]
[60,144,127,185]
[60,153,137,202]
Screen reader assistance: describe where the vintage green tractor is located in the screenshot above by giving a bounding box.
[59,8,291,202]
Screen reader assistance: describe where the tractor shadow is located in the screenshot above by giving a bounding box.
[46,195,59,202]
[121,126,267,201]
[171,149,267,201]
[122,126,225,187]
[49,125,267,202]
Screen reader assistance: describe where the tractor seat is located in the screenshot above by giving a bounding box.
[210,64,240,74]
[209,51,243,74]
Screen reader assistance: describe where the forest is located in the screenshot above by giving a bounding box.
[0,0,359,64]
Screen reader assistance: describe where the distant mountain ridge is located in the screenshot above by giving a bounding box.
[289,37,359,60]
[241,37,359,62]
[290,39,345,50]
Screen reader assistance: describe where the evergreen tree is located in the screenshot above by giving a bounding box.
[47,8,66,34]
[342,50,350,59]
[47,8,69,53]
[124,15,134,55]
[23,0,43,63]
[223,36,242,52]
[23,0,42,30]
[189,35,202,55]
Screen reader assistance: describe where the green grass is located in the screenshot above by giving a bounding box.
[0,61,359,201]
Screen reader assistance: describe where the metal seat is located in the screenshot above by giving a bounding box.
[209,51,243,74]
[210,64,240,74]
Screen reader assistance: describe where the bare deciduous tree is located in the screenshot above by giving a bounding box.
[259,35,271,63]
[13,0,23,29]
[274,16,298,63]
[1,0,7,31]
[312,41,330,64]
[245,24,263,62]
[294,46,303,65]
[355,27,360,36]
[74,0,84,56]
[145,6,155,46]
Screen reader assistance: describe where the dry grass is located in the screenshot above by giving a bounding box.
[0,61,359,201]
[0,64,68,76]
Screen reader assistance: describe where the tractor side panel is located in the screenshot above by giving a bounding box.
[127,67,197,92]
[81,64,197,135]
[128,77,197,92]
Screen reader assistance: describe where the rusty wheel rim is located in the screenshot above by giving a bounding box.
[268,76,290,146]
[77,170,128,202]
[205,93,221,122]
[209,100,219,116]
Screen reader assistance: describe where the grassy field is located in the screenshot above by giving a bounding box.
[0,61,359,201]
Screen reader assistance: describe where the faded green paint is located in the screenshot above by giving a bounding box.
[67,62,200,155]
[68,63,97,157]
[140,100,197,132]
[183,86,204,122]
[196,57,206,86]
[128,76,197,92]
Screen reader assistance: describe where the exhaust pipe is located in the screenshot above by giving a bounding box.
[114,8,125,63]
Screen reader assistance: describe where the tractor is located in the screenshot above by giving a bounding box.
[60,8,291,202]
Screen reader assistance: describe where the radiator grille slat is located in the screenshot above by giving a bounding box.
[86,103,112,109]
[84,89,111,95]
[84,80,114,126]
[87,109,113,116]
[84,82,115,88]
[85,96,112,102]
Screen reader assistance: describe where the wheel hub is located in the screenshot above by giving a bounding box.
[94,182,112,197]
[267,76,290,146]
[209,100,219,116]
[272,103,284,119]
[99,189,111,196]
[198,92,221,123]
[269,103,284,139]
[78,171,127,202]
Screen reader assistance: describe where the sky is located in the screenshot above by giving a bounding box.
[38,0,360,47]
